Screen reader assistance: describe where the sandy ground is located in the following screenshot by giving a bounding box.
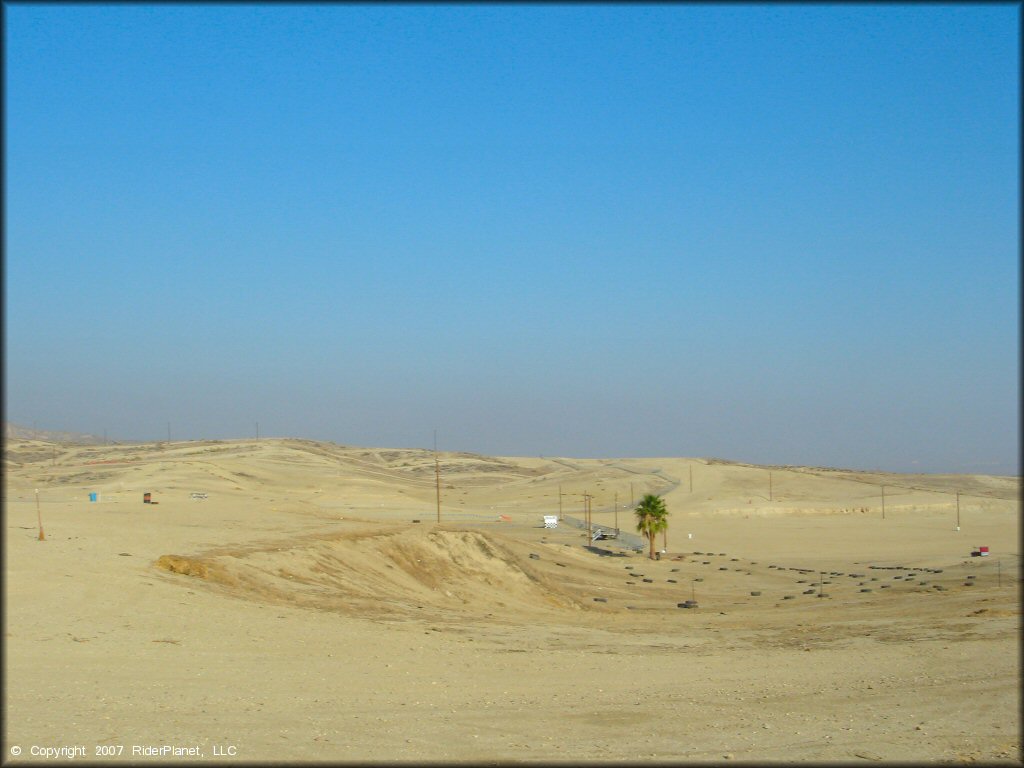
[3,438,1020,763]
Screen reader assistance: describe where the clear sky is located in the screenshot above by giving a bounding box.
[4,4,1019,474]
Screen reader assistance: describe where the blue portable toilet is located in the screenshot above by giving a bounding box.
[89,492,97,502]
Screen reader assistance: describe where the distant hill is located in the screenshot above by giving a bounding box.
[4,422,110,444]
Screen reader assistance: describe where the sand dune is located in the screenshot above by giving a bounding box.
[3,437,1020,762]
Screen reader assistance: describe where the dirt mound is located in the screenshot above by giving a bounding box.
[155,526,581,621]
[156,554,209,578]
[155,555,244,587]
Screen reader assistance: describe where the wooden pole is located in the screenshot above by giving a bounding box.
[35,488,45,541]
[558,484,562,521]
[435,453,441,523]
[614,492,618,535]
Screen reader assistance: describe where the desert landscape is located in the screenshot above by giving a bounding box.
[3,436,1020,763]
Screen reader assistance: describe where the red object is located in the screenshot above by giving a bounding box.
[143,492,152,503]
[979,546,989,552]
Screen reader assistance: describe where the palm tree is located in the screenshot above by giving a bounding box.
[634,494,668,560]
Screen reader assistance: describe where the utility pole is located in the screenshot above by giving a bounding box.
[167,422,171,443]
[614,491,619,535]
[558,484,563,521]
[584,492,591,539]
[434,430,441,524]
[256,422,260,440]
[955,491,960,530]
[881,485,885,520]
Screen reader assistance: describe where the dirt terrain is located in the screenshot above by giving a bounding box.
[3,437,1020,762]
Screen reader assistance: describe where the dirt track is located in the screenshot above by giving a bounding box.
[4,437,1020,762]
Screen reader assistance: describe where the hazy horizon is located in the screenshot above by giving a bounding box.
[5,5,1019,476]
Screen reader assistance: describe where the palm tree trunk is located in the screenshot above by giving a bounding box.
[649,531,655,560]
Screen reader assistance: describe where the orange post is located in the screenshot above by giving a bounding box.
[36,489,45,541]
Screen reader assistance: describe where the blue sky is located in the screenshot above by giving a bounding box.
[4,4,1019,474]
